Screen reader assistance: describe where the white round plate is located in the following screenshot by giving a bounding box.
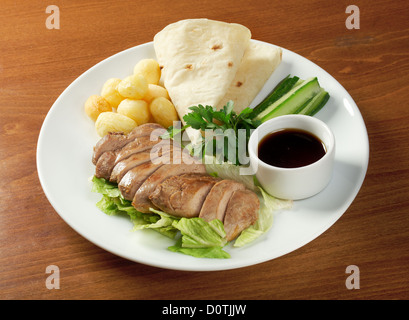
[37,41,369,271]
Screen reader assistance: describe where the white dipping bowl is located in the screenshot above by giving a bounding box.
[248,115,335,200]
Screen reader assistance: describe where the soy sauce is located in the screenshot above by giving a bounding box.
[258,129,326,168]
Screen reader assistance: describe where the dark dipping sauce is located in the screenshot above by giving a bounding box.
[258,129,326,168]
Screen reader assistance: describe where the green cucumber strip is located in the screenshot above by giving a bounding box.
[292,79,305,88]
[295,96,315,114]
[256,77,322,122]
[298,88,330,116]
[250,75,300,119]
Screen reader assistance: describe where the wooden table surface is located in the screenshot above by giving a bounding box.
[1,0,408,300]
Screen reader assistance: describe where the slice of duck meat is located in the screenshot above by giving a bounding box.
[109,151,156,183]
[95,136,166,180]
[92,123,165,165]
[92,132,127,166]
[110,141,182,183]
[132,161,207,213]
[114,135,165,164]
[199,180,246,223]
[223,189,260,241]
[95,151,117,180]
[118,161,165,201]
[149,173,220,218]
[115,135,182,165]
[127,122,166,140]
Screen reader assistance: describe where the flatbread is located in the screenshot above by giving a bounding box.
[153,19,251,144]
[217,41,282,113]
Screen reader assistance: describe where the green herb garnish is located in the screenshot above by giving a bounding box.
[162,101,261,165]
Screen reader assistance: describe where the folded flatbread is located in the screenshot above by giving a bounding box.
[154,19,282,145]
[154,19,251,144]
[217,41,282,113]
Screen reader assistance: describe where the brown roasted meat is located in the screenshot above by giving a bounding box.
[149,173,220,218]
[199,179,245,222]
[92,123,165,165]
[223,189,260,241]
[92,123,260,242]
[132,161,207,213]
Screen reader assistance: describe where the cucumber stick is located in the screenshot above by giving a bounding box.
[250,75,300,119]
[297,88,330,116]
[255,77,322,122]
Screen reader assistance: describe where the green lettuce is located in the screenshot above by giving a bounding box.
[133,208,179,239]
[172,217,227,248]
[91,176,121,198]
[169,217,230,259]
[92,176,179,238]
[168,238,231,259]
[91,176,230,258]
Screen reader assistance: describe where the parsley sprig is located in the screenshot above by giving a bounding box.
[162,101,261,165]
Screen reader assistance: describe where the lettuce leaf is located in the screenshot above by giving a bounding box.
[91,176,121,198]
[92,177,179,238]
[169,217,230,259]
[133,208,180,239]
[172,217,227,248]
[168,238,230,259]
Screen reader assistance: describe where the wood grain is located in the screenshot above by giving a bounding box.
[1,0,409,300]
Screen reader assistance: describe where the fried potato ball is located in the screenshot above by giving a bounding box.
[143,84,170,103]
[84,95,112,121]
[95,111,137,137]
[133,59,161,85]
[116,74,148,99]
[100,78,124,109]
[117,99,151,126]
[149,97,179,128]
